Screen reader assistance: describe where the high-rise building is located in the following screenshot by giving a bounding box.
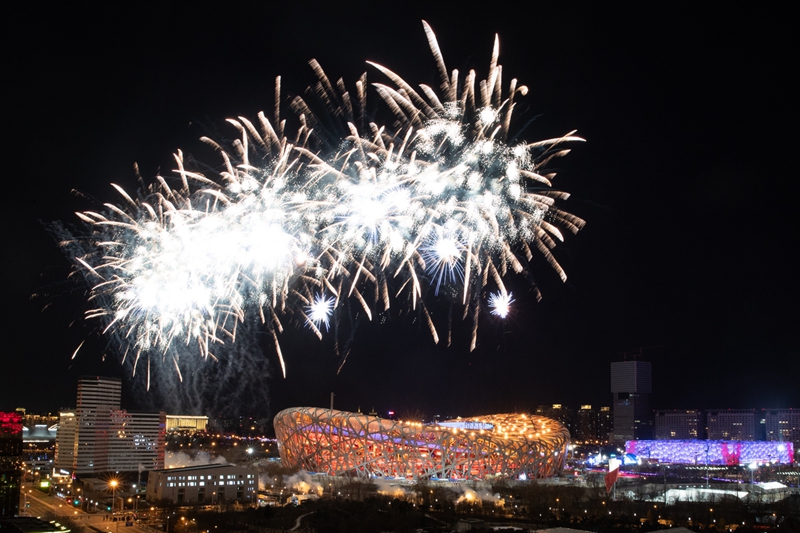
[54,411,76,473]
[764,409,800,446]
[56,376,121,473]
[655,410,702,440]
[610,361,653,442]
[76,377,121,472]
[107,410,166,472]
[597,406,613,444]
[54,377,165,475]
[535,405,575,436]
[77,377,122,411]
[575,405,598,443]
[0,412,23,518]
[706,409,756,441]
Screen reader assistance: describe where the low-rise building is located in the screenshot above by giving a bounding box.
[146,464,257,505]
[166,416,208,433]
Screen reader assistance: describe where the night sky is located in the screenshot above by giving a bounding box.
[4,4,797,420]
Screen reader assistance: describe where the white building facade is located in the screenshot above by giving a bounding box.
[146,464,258,505]
[54,377,165,474]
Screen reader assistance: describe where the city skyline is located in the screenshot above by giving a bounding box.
[4,5,797,417]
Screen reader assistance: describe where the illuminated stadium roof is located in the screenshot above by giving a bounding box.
[274,407,570,480]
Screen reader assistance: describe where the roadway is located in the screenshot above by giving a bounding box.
[20,488,162,533]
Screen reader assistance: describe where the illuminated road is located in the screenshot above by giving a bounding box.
[20,488,162,533]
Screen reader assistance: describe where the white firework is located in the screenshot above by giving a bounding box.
[60,21,585,384]
[488,291,515,318]
[306,294,335,330]
[419,224,466,295]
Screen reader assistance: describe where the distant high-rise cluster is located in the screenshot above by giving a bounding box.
[55,377,166,475]
[533,404,612,445]
[576,405,614,444]
[607,361,799,453]
[655,408,800,445]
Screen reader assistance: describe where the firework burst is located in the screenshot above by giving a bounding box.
[488,291,515,319]
[58,21,585,386]
[305,294,335,331]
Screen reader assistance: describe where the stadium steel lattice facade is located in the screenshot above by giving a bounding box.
[274,408,570,480]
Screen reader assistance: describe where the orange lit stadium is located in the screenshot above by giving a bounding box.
[274,407,570,480]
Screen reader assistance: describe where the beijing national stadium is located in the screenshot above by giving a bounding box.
[274,407,570,480]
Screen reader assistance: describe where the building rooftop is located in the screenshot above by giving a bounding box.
[152,463,245,473]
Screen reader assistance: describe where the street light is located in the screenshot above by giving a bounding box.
[131,485,138,512]
[109,480,119,513]
[748,462,758,485]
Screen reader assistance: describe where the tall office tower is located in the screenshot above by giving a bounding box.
[55,377,165,474]
[706,409,756,440]
[54,410,77,472]
[610,361,653,442]
[655,410,702,440]
[0,412,23,517]
[75,377,122,473]
[77,377,122,411]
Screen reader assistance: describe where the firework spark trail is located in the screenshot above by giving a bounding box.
[59,21,585,386]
